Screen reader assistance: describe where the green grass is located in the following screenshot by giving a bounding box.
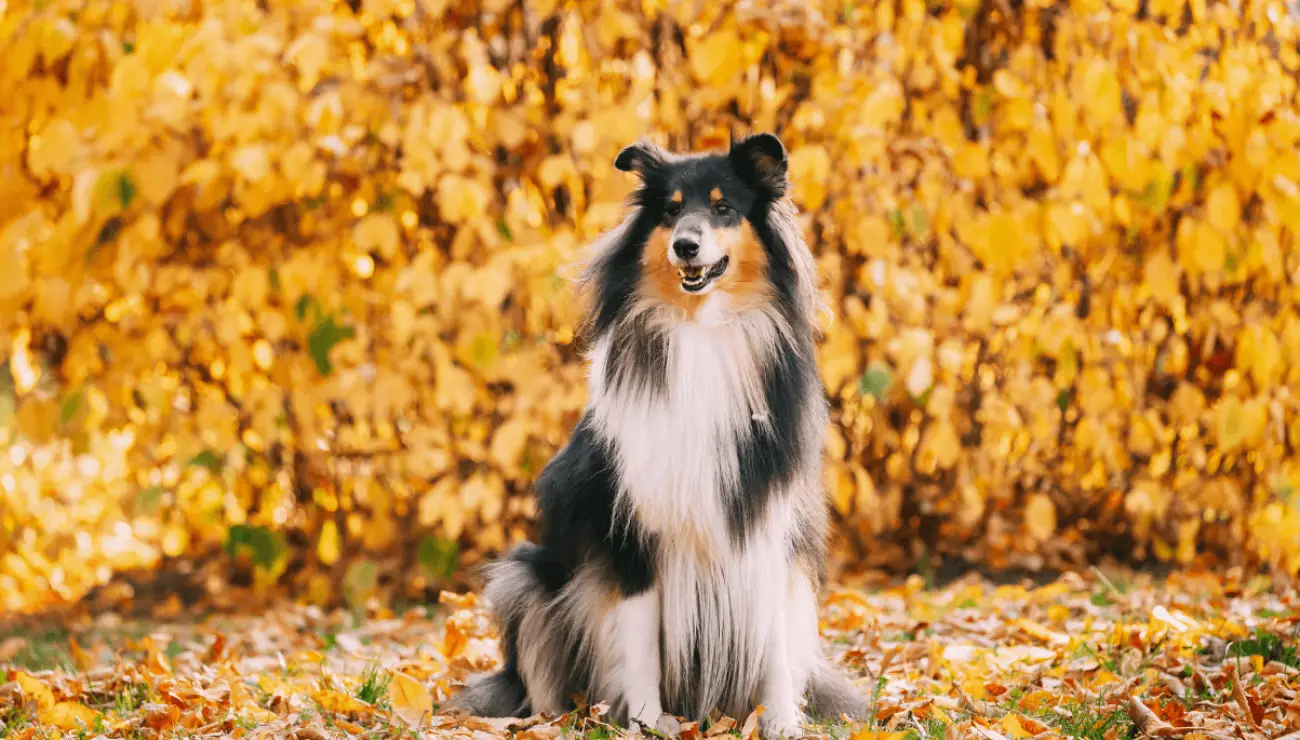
[355,664,392,707]
[1089,572,1131,608]
[1228,628,1299,667]
[164,639,185,661]
[0,628,73,671]
[114,682,152,715]
[0,707,32,738]
[915,713,961,739]
[1054,704,1132,740]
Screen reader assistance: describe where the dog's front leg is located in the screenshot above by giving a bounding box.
[757,566,814,740]
[612,589,664,727]
[758,613,804,740]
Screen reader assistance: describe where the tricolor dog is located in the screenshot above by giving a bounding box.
[449,133,864,739]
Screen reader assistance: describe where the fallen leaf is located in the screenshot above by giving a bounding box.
[740,706,764,739]
[1127,696,1180,737]
[312,689,375,715]
[68,637,94,671]
[38,701,101,731]
[388,671,433,728]
[14,672,54,709]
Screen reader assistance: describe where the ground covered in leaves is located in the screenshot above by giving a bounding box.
[1,568,1298,740]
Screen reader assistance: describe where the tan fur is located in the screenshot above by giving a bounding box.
[671,191,683,204]
[640,223,771,319]
[709,187,723,202]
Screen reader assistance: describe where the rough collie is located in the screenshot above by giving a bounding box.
[448,133,865,738]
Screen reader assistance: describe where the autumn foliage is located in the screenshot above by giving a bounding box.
[2,0,1300,614]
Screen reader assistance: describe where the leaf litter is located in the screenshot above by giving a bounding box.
[1,569,1297,739]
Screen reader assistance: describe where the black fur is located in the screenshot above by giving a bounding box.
[529,415,658,597]
[604,310,670,400]
[726,339,818,544]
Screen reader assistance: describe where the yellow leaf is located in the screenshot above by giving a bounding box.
[68,637,94,671]
[490,417,530,472]
[1000,714,1033,740]
[918,419,961,473]
[388,671,433,728]
[1016,690,1061,712]
[1206,184,1239,233]
[354,214,401,261]
[313,689,375,715]
[0,242,29,301]
[39,701,100,731]
[1015,618,1069,646]
[689,30,743,86]
[788,145,831,211]
[1089,669,1121,689]
[15,672,55,709]
[1024,494,1057,542]
[27,120,81,179]
[230,144,271,183]
[318,520,341,566]
[1143,250,1180,305]
[1192,221,1226,273]
[1027,127,1060,183]
[1236,325,1282,389]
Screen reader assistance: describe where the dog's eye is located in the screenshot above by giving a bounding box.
[713,201,732,217]
[665,201,682,217]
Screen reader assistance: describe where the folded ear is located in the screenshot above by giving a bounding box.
[729,132,788,198]
[614,139,668,178]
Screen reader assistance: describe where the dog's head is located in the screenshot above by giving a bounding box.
[614,134,791,303]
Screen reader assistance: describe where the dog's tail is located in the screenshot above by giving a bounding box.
[445,667,529,718]
[805,658,868,723]
[444,546,544,718]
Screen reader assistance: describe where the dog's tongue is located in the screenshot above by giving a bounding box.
[679,265,705,279]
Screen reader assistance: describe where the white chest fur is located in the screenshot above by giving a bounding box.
[587,296,779,554]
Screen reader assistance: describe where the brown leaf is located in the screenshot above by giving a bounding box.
[706,716,737,736]
[1126,697,1181,737]
[143,702,180,731]
[516,726,565,740]
[1222,661,1258,728]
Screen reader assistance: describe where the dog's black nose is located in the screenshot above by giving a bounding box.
[673,239,699,260]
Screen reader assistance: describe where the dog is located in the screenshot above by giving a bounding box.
[447,133,865,738]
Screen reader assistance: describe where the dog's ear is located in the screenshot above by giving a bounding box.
[729,132,788,198]
[614,140,667,178]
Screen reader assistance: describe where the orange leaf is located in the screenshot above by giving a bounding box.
[67,637,94,671]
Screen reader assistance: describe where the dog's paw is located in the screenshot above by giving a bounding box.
[653,713,682,737]
[759,710,805,740]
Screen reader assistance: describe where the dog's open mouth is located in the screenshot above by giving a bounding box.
[678,256,729,293]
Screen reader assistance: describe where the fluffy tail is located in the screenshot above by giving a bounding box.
[445,667,530,718]
[805,658,868,722]
[445,544,547,718]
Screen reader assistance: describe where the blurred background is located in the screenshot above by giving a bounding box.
[1,0,1299,618]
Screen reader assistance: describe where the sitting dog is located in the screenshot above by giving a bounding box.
[448,133,865,738]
